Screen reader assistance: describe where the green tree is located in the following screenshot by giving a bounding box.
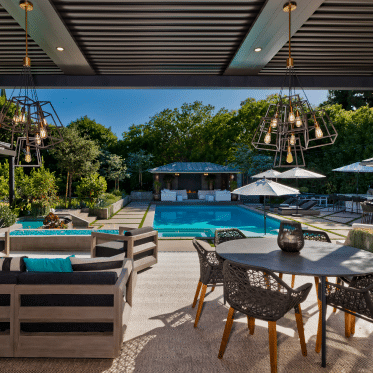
[76,173,107,208]
[323,90,373,111]
[50,127,100,206]
[127,150,153,189]
[68,115,118,150]
[101,152,128,190]
[16,165,58,215]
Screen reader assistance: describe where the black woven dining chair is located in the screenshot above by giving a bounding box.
[214,228,246,246]
[289,230,331,289]
[316,274,373,349]
[192,238,225,328]
[218,260,312,373]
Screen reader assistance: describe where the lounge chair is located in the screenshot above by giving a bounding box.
[277,200,320,216]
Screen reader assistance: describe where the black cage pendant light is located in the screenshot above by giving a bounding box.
[251,1,338,167]
[0,1,64,164]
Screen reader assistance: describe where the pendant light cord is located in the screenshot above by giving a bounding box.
[288,2,291,61]
[25,5,28,59]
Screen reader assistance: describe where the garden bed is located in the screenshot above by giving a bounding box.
[89,195,129,219]
[345,228,373,253]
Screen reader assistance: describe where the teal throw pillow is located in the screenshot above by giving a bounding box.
[24,257,73,273]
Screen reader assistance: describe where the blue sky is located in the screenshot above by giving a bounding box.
[7,88,328,139]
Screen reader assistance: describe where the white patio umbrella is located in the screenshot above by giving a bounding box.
[252,169,282,180]
[233,179,299,235]
[277,167,325,214]
[360,158,373,167]
[333,161,373,194]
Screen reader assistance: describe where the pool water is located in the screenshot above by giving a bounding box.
[153,205,280,237]
[10,229,119,236]
[18,219,44,229]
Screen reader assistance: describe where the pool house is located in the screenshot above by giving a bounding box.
[150,162,240,201]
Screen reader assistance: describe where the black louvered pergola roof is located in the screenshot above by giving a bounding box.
[0,0,372,89]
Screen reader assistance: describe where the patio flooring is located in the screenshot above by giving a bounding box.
[4,251,373,372]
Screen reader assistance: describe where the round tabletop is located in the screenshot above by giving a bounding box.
[216,237,373,277]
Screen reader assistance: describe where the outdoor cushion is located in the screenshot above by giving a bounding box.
[125,227,156,247]
[21,294,114,307]
[20,322,113,333]
[125,227,154,237]
[70,253,126,272]
[95,240,127,257]
[18,271,118,285]
[0,271,21,284]
[23,257,73,273]
[0,257,27,272]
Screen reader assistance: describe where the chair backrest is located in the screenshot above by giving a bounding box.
[192,238,223,284]
[282,197,295,205]
[300,200,317,210]
[223,260,300,321]
[214,228,246,246]
[302,229,331,243]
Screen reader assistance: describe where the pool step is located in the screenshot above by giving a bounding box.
[55,209,97,228]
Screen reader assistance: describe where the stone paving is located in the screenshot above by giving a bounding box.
[91,202,150,230]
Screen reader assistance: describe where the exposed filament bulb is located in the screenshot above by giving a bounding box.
[271,112,278,128]
[264,127,272,144]
[295,111,302,127]
[290,133,296,146]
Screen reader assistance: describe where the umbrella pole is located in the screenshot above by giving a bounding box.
[264,195,267,235]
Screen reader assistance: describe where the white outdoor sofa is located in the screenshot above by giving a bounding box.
[198,190,215,200]
[215,190,231,202]
[176,189,188,200]
[161,190,176,202]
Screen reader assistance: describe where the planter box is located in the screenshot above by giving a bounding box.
[130,191,153,201]
[11,234,92,252]
[90,196,129,220]
[345,228,373,253]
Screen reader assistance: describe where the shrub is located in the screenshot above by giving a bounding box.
[299,187,309,193]
[112,189,123,197]
[0,205,17,228]
[76,173,107,208]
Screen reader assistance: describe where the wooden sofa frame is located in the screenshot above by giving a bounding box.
[91,226,158,272]
[0,260,136,358]
[0,228,10,256]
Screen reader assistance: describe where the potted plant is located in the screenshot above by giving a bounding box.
[205,174,216,190]
[153,180,162,201]
[230,180,238,201]
[163,174,174,190]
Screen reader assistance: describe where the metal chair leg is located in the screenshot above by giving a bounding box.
[218,307,235,359]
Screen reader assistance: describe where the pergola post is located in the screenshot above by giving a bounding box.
[8,156,14,206]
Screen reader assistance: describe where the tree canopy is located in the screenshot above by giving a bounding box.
[323,90,373,111]
[68,115,118,150]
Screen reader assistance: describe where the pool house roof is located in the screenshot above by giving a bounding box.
[149,162,239,174]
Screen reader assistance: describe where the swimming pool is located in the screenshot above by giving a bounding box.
[18,219,44,229]
[153,205,280,237]
[10,229,119,236]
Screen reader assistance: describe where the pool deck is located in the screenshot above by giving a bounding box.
[6,202,359,254]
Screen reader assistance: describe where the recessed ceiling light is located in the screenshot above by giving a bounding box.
[56,47,64,51]
[254,47,262,52]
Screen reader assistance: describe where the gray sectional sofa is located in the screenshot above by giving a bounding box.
[0,256,135,358]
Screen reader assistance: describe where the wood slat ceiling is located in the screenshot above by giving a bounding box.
[0,5,62,74]
[260,0,373,76]
[52,0,265,75]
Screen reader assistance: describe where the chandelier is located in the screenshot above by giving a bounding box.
[0,1,64,166]
[251,1,338,168]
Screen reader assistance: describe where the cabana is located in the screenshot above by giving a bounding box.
[149,162,239,200]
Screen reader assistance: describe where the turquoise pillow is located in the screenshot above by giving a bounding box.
[24,257,73,273]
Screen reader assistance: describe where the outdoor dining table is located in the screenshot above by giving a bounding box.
[216,237,373,368]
